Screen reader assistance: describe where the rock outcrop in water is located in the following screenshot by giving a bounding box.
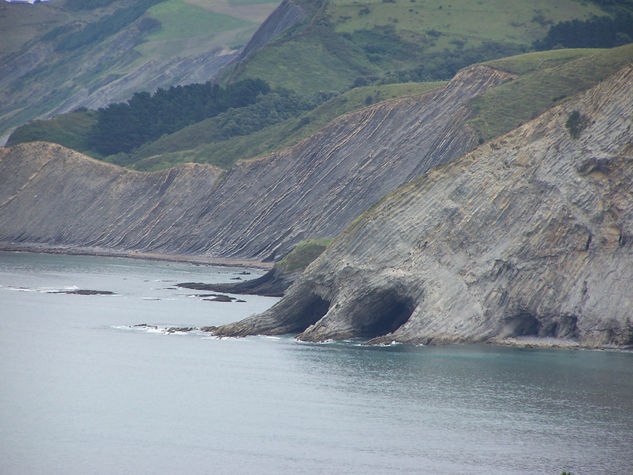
[214,65,633,348]
[0,65,510,261]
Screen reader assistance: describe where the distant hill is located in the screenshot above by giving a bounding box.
[10,44,633,171]
[226,0,631,95]
[0,0,280,141]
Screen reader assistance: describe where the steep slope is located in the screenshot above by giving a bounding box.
[214,64,633,349]
[0,64,509,259]
[0,0,279,141]
[0,143,224,251]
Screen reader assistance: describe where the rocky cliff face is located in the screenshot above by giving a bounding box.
[215,65,633,348]
[232,0,307,64]
[0,65,510,260]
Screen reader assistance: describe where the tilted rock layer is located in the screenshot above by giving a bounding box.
[215,65,633,348]
[0,65,510,260]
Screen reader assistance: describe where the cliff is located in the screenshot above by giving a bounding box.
[0,64,510,260]
[214,65,633,349]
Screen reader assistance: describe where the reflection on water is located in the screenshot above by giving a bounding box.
[283,342,633,473]
[0,251,631,474]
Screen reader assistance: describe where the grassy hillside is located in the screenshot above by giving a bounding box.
[228,0,615,96]
[12,42,633,173]
[111,81,446,170]
[470,43,633,141]
[6,109,98,156]
[7,0,633,175]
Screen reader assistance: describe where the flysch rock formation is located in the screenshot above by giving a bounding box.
[0,64,511,261]
[214,64,633,349]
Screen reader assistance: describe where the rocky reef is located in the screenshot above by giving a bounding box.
[214,65,633,348]
[0,64,510,261]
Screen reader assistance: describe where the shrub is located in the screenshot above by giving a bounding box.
[565,110,590,139]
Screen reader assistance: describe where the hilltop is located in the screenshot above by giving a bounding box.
[227,0,632,95]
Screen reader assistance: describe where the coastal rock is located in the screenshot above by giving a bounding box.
[214,65,633,348]
[0,65,511,261]
[178,266,299,297]
[57,289,115,296]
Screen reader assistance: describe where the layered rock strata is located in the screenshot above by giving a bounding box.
[215,65,633,348]
[0,65,510,260]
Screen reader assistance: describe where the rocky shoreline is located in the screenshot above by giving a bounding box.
[212,65,633,349]
[0,242,273,270]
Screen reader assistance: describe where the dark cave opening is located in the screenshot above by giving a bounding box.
[502,312,540,337]
[502,313,579,339]
[289,292,331,333]
[353,290,416,339]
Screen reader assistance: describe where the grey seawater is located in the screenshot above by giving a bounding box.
[1,251,631,474]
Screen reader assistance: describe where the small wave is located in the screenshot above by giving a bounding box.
[6,286,37,292]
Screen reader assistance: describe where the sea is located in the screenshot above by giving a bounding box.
[1,250,631,474]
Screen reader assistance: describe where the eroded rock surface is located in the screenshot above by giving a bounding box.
[0,65,510,260]
[215,65,633,348]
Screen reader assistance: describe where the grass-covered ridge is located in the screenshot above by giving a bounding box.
[10,44,633,172]
[120,81,446,171]
[277,239,332,272]
[6,110,98,156]
[469,43,633,141]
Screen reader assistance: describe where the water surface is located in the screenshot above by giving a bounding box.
[1,251,631,474]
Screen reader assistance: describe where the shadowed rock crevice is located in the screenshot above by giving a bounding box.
[289,293,332,334]
[213,286,331,337]
[348,290,416,339]
[500,312,540,337]
[293,285,418,342]
[539,315,579,339]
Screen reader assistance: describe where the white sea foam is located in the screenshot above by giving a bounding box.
[7,286,36,292]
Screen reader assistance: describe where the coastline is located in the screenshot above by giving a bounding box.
[0,242,275,270]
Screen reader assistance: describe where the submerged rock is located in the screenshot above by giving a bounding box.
[178,266,298,297]
[214,65,633,349]
[56,289,115,295]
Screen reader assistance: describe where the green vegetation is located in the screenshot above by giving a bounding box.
[229,0,612,96]
[88,79,270,155]
[535,13,633,50]
[64,0,117,10]
[8,0,633,179]
[145,0,251,41]
[277,239,332,272]
[468,43,633,141]
[6,109,98,154]
[119,81,445,170]
[54,0,161,52]
[565,110,590,139]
